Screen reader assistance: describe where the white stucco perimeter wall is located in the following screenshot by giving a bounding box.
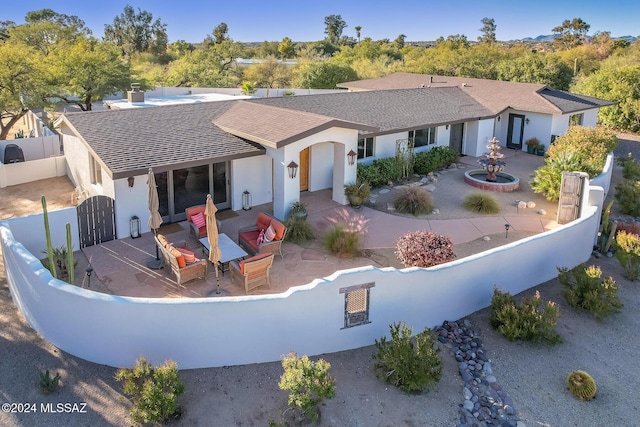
[1,196,600,369]
[0,156,67,188]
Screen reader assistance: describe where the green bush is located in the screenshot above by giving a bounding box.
[278,353,336,423]
[489,287,562,344]
[618,153,640,180]
[614,230,640,280]
[373,322,443,393]
[393,186,434,215]
[39,370,61,394]
[115,357,185,425]
[615,179,640,216]
[558,263,623,321]
[531,127,617,201]
[463,192,500,214]
[324,225,360,258]
[356,158,403,187]
[356,163,383,187]
[413,146,459,175]
[284,216,314,244]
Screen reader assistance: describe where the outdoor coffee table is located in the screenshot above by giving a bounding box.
[199,233,248,275]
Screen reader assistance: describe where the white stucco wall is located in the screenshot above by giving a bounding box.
[231,156,274,211]
[61,133,113,198]
[0,156,67,188]
[114,174,148,238]
[0,135,60,162]
[309,142,334,191]
[5,208,79,258]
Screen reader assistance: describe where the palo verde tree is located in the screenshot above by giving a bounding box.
[278,36,296,60]
[552,18,590,50]
[104,5,168,57]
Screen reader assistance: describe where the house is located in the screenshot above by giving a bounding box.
[54,74,613,239]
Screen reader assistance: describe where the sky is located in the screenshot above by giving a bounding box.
[3,0,639,43]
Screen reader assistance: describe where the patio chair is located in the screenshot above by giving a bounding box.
[185,205,222,239]
[229,252,274,294]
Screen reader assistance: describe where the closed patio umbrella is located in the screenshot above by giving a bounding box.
[147,168,163,269]
[205,194,222,292]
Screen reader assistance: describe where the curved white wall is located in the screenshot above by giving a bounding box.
[1,190,601,369]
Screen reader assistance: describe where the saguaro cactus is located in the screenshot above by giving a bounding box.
[66,223,74,284]
[41,196,57,279]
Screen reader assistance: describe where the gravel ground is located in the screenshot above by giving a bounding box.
[1,133,639,426]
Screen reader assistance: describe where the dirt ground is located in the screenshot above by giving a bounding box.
[1,134,639,426]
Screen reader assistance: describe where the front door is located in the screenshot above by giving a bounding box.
[449,123,464,154]
[156,161,230,223]
[299,147,309,191]
[507,114,525,149]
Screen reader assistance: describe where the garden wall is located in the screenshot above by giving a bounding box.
[0,186,603,369]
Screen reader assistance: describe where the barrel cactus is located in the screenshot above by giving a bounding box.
[567,370,597,400]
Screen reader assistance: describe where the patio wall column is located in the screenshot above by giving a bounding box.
[271,147,299,220]
[332,142,356,205]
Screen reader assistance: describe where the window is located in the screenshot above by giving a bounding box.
[569,113,584,127]
[357,136,374,159]
[89,155,102,185]
[340,282,374,328]
[409,127,436,147]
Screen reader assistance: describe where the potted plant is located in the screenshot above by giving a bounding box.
[289,201,308,220]
[525,137,539,154]
[344,181,371,208]
[536,143,546,156]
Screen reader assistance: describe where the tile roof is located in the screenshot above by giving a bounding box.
[59,102,265,179]
[337,73,614,114]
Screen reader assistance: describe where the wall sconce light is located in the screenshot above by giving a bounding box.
[525,118,530,125]
[445,124,449,130]
[287,161,298,179]
[242,190,252,211]
[127,176,135,188]
[347,149,357,166]
[497,116,501,122]
[505,223,510,238]
[130,215,141,239]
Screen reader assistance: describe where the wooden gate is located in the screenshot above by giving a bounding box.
[77,195,116,248]
[557,172,586,225]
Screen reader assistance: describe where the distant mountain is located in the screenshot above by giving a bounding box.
[512,34,637,43]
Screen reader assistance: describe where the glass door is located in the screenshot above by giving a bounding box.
[507,114,525,149]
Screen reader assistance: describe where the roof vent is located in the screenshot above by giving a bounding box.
[429,76,433,84]
[461,83,468,87]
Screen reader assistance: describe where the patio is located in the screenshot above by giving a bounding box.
[77,151,558,298]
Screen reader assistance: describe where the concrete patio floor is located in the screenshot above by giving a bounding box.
[77,150,558,298]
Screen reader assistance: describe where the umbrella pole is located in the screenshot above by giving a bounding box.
[215,268,220,294]
[146,229,163,270]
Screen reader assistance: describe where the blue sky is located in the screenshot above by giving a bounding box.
[3,0,639,43]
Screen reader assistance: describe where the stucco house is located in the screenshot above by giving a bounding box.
[54,74,613,239]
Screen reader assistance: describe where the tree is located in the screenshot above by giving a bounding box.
[50,37,132,111]
[104,5,168,56]
[294,61,357,89]
[25,8,91,35]
[0,20,16,40]
[278,37,296,59]
[324,14,347,45]
[394,34,406,49]
[355,25,362,43]
[0,42,52,139]
[478,17,496,45]
[243,58,292,96]
[496,53,573,90]
[165,40,243,87]
[552,18,590,50]
[203,22,229,46]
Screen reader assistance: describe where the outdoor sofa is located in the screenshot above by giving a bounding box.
[155,234,207,285]
[237,212,286,258]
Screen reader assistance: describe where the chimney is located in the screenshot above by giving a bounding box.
[127,83,144,103]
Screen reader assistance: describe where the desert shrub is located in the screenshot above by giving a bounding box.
[558,263,623,321]
[531,127,617,200]
[395,230,455,268]
[39,370,61,394]
[324,225,360,258]
[618,153,640,180]
[373,322,442,393]
[413,146,459,175]
[356,163,383,187]
[615,179,640,216]
[463,192,500,214]
[614,230,640,280]
[115,357,185,425]
[489,287,562,344]
[284,216,314,244]
[278,353,335,423]
[393,186,434,215]
[616,221,640,237]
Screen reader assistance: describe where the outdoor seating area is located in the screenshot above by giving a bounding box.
[155,234,207,286]
[76,151,557,299]
[237,212,287,258]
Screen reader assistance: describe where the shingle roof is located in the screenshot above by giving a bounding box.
[59,102,265,179]
[245,87,493,135]
[337,73,614,114]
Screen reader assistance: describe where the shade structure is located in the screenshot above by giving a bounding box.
[205,194,221,280]
[147,168,163,269]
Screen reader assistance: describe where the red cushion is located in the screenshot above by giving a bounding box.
[240,230,260,252]
[238,252,272,274]
[169,247,186,268]
[186,206,206,222]
[256,212,271,232]
[271,220,285,240]
[176,247,197,264]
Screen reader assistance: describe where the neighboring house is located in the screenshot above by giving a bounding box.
[54,74,613,239]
